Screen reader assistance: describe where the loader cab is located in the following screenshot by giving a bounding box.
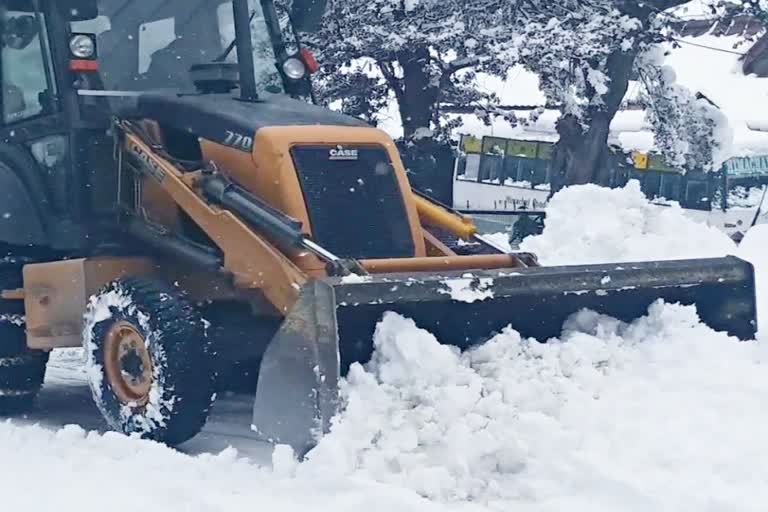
[0,0,320,254]
[0,0,80,250]
[69,0,291,98]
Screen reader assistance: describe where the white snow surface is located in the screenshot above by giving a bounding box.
[4,183,768,511]
[303,305,768,511]
[520,181,739,266]
[520,182,767,324]
[439,275,495,303]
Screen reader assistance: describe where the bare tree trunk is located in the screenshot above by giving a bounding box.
[396,48,439,140]
[550,48,638,195]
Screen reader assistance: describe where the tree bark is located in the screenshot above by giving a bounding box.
[550,48,638,194]
[394,48,439,140]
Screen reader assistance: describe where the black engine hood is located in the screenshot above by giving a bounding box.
[129,91,370,152]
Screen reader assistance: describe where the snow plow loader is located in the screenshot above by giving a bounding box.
[0,0,757,453]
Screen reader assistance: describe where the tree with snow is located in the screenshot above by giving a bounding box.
[522,1,736,192]
[301,0,747,191]
[302,0,520,143]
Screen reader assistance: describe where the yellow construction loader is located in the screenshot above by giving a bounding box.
[0,0,756,454]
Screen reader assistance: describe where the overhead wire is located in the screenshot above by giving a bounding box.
[670,37,749,56]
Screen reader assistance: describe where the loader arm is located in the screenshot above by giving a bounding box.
[122,126,307,314]
[412,191,538,266]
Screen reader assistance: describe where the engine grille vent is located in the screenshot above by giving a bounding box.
[290,145,415,260]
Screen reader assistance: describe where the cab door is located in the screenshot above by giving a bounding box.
[0,0,77,248]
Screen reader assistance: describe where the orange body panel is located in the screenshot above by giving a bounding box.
[361,254,521,274]
[127,132,306,313]
[201,126,428,273]
[122,122,526,317]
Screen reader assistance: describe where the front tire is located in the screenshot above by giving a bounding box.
[83,277,215,445]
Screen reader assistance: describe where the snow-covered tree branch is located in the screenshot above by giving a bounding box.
[297,0,752,187]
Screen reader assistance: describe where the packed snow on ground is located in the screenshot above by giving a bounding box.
[3,183,768,512]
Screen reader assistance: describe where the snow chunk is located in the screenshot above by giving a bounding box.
[587,68,609,96]
[737,224,768,331]
[439,275,494,303]
[521,181,737,266]
[272,445,299,478]
[341,273,372,284]
[0,313,25,326]
[412,127,434,140]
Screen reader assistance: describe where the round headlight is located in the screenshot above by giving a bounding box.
[69,34,95,59]
[282,57,307,80]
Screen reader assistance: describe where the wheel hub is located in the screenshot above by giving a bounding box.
[104,321,153,405]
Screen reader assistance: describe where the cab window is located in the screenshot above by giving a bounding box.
[70,0,283,93]
[0,3,56,124]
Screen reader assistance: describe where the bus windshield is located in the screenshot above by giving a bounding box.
[71,0,284,93]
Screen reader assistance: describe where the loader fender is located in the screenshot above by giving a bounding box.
[0,161,46,246]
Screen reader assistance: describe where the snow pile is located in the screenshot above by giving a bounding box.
[516,181,768,327]
[4,178,768,511]
[300,305,768,510]
[737,224,768,327]
[728,186,767,209]
[294,181,768,509]
[480,232,514,253]
[520,181,738,266]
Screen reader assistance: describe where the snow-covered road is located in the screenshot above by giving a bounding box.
[26,348,273,461]
[3,183,768,512]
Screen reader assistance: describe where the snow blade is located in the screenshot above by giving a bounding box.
[251,280,340,456]
[252,256,756,455]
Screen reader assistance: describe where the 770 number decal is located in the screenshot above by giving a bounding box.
[223,130,254,152]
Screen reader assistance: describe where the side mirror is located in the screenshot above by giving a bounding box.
[57,0,98,21]
[290,0,327,33]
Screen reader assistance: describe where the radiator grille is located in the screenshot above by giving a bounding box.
[290,145,415,259]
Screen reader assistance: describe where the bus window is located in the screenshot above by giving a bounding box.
[659,173,682,201]
[641,172,661,199]
[684,180,711,211]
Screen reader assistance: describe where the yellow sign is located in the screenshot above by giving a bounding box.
[460,135,482,154]
[632,152,649,170]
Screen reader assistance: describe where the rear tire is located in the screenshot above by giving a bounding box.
[83,277,215,445]
[0,255,47,414]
